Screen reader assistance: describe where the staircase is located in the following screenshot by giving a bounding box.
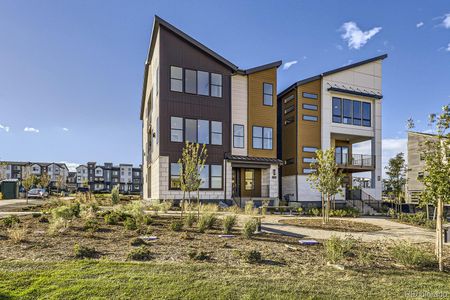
[345,189,383,215]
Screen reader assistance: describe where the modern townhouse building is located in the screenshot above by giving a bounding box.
[277,55,386,206]
[0,161,69,188]
[76,165,88,187]
[141,16,282,204]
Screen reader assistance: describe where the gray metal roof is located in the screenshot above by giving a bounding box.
[225,154,283,165]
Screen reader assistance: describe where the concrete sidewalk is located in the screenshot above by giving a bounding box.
[261,216,436,243]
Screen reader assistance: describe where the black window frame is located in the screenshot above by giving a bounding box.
[233,124,244,148]
[343,99,352,124]
[210,165,223,189]
[210,73,223,98]
[263,82,273,106]
[197,70,210,96]
[170,117,183,143]
[332,97,342,123]
[185,118,197,143]
[170,163,181,188]
[252,126,273,150]
[211,121,223,145]
[184,69,197,94]
[197,119,210,145]
[362,102,371,127]
[170,66,183,92]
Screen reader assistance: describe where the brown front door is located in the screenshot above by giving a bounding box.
[240,168,261,198]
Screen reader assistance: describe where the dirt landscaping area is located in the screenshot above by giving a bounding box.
[279,218,383,232]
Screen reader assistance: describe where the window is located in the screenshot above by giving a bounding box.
[303,104,318,111]
[233,124,244,148]
[362,102,371,127]
[303,115,318,121]
[284,105,295,115]
[343,99,352,124]
[244,169,254,190]
[303,92,318,99]
[211,165,222,189]
[284,95,294,103]
[171,117,183,142]
[353,101,362,125]
[252,126,272,150]
[211,73,222,97]
[170,163,181,188]
[199,165,209,189]
[185,69,197,94]
[332,97,342,123]
[303,168,316,174]
[303,146,318,153]
[170,66,183,92]
[303,157,316,163]
[285,158,295,165]
[197,71,209,96]
[211,121,222,145]
[185,119,197,142]
[263,83,273,106]
[285,116,295,125]
[198,120,210,145]
[335,146,349,165]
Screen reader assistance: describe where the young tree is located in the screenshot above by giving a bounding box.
[384,153,407,216]
[22,174,36,204]
[409,104,449,272]
[39,173,51,193]
[178,142,207,217]
[55,175,65,193]
[307,148,344,223]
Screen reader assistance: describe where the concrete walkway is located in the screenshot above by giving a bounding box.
[261,215,437,243]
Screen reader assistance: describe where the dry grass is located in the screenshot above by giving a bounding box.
[279,218,383,232]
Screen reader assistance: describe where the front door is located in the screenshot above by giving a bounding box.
[232,168,241,197]
[240,168,261,198]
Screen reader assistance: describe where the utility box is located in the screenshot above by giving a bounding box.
[0,179,19,200]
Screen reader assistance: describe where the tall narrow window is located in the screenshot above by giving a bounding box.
[199,165,209,189]
[197,71,209,96]
[362,102,371,127]
[332,97,342,123]
[185,119,197,143]
[170,66,183,92]
[185,69,197,94]
[211,121,222,145]
[170,117,183,142]
[335,147,342,164]
[263,83,273,106]
[263,127,273,150]
[233,124,244,148]
[353,101,362,125]
[211,165,222,189]
[244,169,254,190]
[343,99,352,124]
[170,163,181,188]
[197,120,209,145]
[252,126,263,149]
[211,73,222,97]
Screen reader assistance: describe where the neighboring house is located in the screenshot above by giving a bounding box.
[140,16,282,204]
[76,165,88,187]
[277,55,386,206]
[67,172,77,192]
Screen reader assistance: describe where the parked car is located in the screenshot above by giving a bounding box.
[27,188,48,199]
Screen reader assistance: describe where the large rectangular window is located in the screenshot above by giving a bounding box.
[252,126,272,149]
[170,66,183,92]
[263,83,273,106]
[199,165,209,189]
[263,127,273,149]
[185,119,197,142]
[233,124,244,148]
[332,97,342,123]
[170,117,183,142]
[252,126,262,149]
[353,101,362,125]
[343,99,352,124]
[211,121,222,145]
[185,69,197,94]
[362,102,371,127]
[211,73,222,97]
[197,71,209,96]
[211,165,222,189]
[170,163,181,188]
[198,120,209,145]
[335,146,349,165]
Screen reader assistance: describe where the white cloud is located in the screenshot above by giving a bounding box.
[282,60,298,70]
[62,127,69,132]
[340,22,382,49]
[24,127,40,133]
[416,22,424,28]
[443,13,450,28]
[446,43,450,52]
[0,124,10,132]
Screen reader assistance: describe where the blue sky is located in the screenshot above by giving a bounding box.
[0,0,449,171]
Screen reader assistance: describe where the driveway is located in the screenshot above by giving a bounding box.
[261,215,437,243]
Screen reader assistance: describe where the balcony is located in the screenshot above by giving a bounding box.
[336,154,375,172]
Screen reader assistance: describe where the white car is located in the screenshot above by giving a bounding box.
[27,188,48,199]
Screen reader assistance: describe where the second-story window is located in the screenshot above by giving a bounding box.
[211,121,222,145]
[252,126,273,150]
[185,119,197,142]
[197,71,209,96]
[263,83,273,106]
[198,120,209,145]
[170,66,183,92]
[170,117,183,142]
[211,73,222,97]
[185,69,197,94]
[233,124,244,148]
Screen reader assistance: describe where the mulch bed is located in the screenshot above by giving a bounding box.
[279,218,383,232]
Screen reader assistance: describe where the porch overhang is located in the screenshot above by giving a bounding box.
[225,154,283,168]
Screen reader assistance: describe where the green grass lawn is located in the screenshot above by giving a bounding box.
[1,260,449,299]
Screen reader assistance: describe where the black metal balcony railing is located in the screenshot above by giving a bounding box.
[336,154,375,169]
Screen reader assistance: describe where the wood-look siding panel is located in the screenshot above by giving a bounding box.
[247,68,277,158]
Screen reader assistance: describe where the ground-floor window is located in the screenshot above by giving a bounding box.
[170,163,222,190]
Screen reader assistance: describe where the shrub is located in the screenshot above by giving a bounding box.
[242,219,257,239]
[48,217,68,235]
[308,207,321,217]
[242,250,262,264]
[188,250,209,261]
[3,215,20,228]
[324,235,356,264]
[51,203,80,221]
[142,215,153,225]
[297,207,304,215]
[200,203,219,213]
[83,219,99,233]
[184,213,196,228]
[38,215,49,223]
[158,200,173,213]
[7,225,26,243]
[388,208,396,218]
[130,237,146,246]
[104,212,120,225]
[390,241,435,268]
[222,215,237,234]
[244,201,254,215]
[197,213,216,233]
[74,244,97,259]
[128,246,152,261]
[32,213,41,218]
[170,219,183,232]
[111,185,120,205]
[227,205,242,214]
[80,204,99,221]
[124,217,137,230]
